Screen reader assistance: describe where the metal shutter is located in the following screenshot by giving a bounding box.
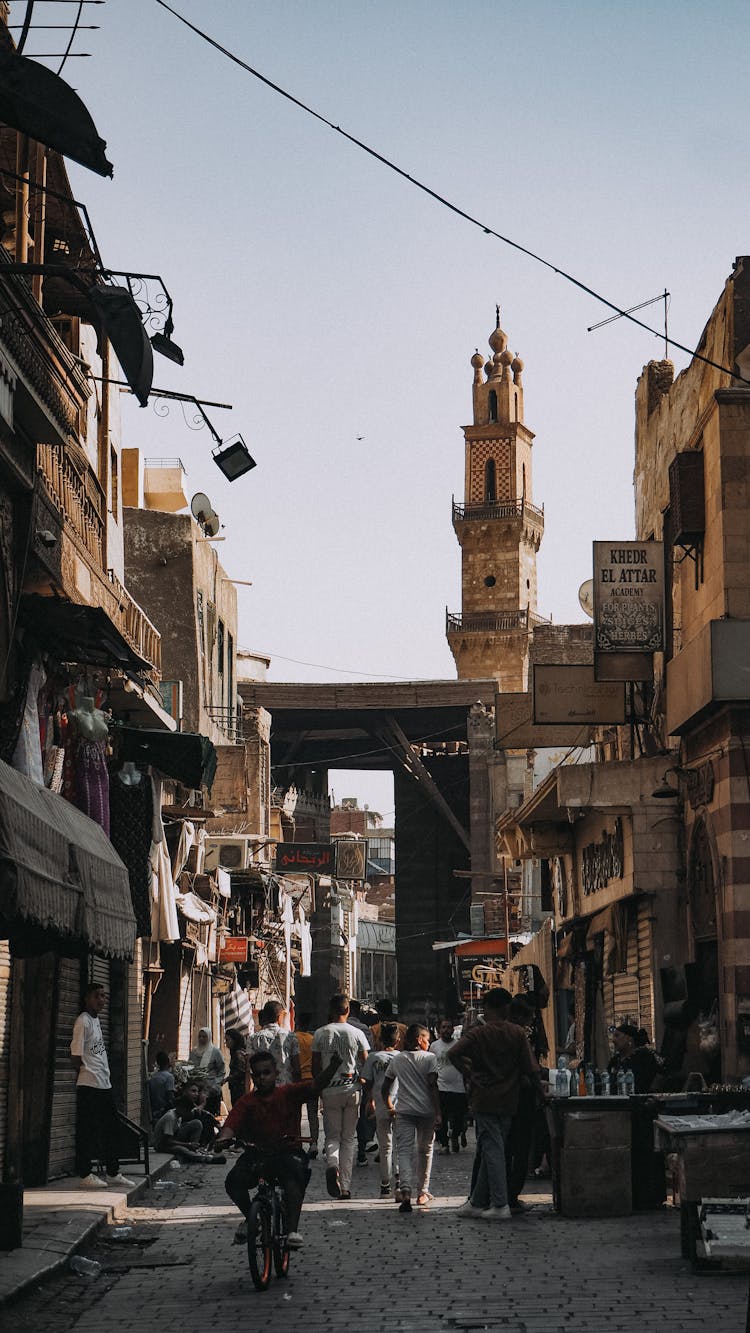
[90,956,110,1046]
[48,958,83,1179]
[127,942,144,1124]
[637,901,655,1042]
[0,943,11,1179]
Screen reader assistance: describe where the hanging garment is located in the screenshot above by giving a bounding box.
[75,737,110,835]
[109,772,154,937]
[11,661,46,784]
[149,772,179,942]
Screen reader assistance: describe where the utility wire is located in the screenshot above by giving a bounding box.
[155,0,749,387]
[247,648,417,681]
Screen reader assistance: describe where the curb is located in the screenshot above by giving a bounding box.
[0,1156,176,1309]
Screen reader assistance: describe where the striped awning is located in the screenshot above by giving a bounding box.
[0,758,135,959]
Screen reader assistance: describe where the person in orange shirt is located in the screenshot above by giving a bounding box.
[295,1013,319,1158]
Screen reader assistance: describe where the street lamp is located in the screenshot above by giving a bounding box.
[212,435,256,482]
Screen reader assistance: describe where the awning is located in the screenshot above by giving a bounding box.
[119,727,217,791]
[0,758,135,959]
[19,594,150,673]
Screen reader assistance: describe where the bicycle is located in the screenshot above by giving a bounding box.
[246,1159,291,1291]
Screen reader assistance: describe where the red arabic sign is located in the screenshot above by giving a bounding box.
[275,843,335,873]
[219,936,249,963]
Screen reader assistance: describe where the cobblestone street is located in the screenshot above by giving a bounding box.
[8,1143,748,1333]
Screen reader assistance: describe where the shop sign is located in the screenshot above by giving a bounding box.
[593,541,664,653]
[458,953,507,999]
[533,665,626,725]
[219,936,248,963]
[495,692,597,749]
[334,839,367,880]
[581,818,624,896]
[276,842,335,873]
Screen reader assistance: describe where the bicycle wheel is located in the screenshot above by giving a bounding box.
[247,1199,272,1291]
[272,1191,290,1278]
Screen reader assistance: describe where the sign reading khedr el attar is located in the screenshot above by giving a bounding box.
[533,664,626,726]
[593,541,665,653]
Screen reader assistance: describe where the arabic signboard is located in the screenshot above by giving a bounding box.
[275,842,335,874]
[495,693,597,750]
[533,665,626,726]
[334,839,367,880]
[593,541,665,653]
[219,936,248,963]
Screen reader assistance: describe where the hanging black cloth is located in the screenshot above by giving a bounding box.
[109,773,153,937]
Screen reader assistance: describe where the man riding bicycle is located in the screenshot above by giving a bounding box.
[217,1047,342,1248]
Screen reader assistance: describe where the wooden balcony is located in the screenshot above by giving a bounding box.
[37,440,104,568]
[105,569,162,677]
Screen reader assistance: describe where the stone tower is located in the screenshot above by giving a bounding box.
[446,308,544,688]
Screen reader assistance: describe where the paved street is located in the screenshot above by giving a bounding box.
[8,1143,748,1333]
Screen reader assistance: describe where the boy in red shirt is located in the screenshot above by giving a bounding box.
[217,1047,340,1247]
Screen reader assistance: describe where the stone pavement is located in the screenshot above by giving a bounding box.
[5,1141,749,1332]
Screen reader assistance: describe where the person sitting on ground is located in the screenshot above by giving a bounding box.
[382,1024,441,1213]
[362,1021,400,1198]
[225,1028,248,1106]
[152,1082,226,1163]
[217,1048,342,1249]
[188,1027,226,1115]
[148,1051,176,1123]
[249,1000,301,1086]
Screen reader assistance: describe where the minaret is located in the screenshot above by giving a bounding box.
[446,308,544,689]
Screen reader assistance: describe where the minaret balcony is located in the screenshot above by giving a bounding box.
[446,609,550,636]
[452,498,544,528]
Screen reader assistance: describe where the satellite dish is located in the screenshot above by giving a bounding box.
[191,492,213,524]
[191,491,220,536]
[578,579,594,619]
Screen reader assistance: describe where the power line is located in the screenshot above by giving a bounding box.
[155,0,749,387]
[248,649,416,681]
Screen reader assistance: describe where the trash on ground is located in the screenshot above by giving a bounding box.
[68,1256,101,1279]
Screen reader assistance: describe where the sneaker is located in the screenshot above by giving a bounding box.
[233,1220,247,1245]
[325,1166,341,1198]
[456,1200,484,1217]
[106,1174,136,1188]
[287,1231,304,1248]
[79,1174,107,1190]
[481,1205,512,1221]
[398,1195,412,1213]
[380,1184,391,1198]
[510,1199,532,1214]
[357,1155,368,1167]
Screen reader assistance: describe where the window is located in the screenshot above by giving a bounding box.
[110,446,119,516]
[196,591,205,658]
[484,458,497,503]
[488,390,498,422]
[227,631,234,715]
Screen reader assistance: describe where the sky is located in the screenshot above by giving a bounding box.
[13,0,750,811]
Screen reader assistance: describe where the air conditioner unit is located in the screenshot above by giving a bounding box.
[204,835,253,873]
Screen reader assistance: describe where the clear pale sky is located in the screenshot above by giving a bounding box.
[18,1,750,809]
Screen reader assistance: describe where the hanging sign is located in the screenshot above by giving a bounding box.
[533,665,626,725]
[593,541,664,653]
[219,937,249,963]
[275,843,335,873]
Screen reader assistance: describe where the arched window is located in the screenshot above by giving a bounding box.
[488,389,498,422]
[484,458,497,503]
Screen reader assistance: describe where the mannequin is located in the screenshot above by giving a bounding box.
[71,696,109,742]
[117,760,142,786]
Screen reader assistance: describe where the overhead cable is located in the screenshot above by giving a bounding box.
[155,0,749,386]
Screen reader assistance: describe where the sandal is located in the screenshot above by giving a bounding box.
[416,1193,432,1206]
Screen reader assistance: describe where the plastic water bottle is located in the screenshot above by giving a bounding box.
[69,1256,102,1279]
[616,1068,626,1096]
[623,1068,635,1096]
[556,1055,570,1097]
[585,1066,596,1097]
[598,1070,611,1097]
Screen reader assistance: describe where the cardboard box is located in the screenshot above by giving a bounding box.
[560,1146,632,1217]
[564,1110,631,1151]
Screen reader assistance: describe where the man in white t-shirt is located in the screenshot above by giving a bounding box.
[70,982,134,1190]
[312,993,369,1199]
[362,1022,400,1197]
[430,1018,469,1154]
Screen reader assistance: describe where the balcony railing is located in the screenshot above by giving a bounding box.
[446,609,551,635]
[205,704,244,744]
[452,498,545,524]
[38,441,105,568]
[106,569,162,675]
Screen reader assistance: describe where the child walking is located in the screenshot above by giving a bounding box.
[382,1024,441,1213]
[362,1022,400,1198]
